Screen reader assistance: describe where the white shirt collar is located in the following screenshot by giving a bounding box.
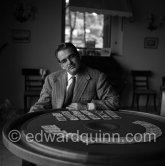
[67,72,76,81]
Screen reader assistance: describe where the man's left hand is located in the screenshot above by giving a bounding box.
[66,103,87,110]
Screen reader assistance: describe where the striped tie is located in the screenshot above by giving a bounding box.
[64,76,76,107]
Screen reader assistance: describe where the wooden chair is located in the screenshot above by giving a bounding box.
[131,70,157,111]
[22,68,48,112]
[162,76,165,86]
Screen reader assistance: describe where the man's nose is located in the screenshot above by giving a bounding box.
[66,58,72,64]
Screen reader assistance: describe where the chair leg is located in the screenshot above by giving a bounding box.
[136,95,140,111]
[24,96,28,113]
[146,95,149,112]
[24,96,27,109]
[154,94,157,111]
[132,93,135,108]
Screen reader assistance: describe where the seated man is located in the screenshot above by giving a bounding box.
[30,43,119,112]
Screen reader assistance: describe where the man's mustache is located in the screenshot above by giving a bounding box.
[68,64,76,69]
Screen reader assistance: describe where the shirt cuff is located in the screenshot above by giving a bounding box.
[87,103,95,110]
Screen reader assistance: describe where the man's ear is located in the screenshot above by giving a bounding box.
[78,54,81,61]
[79,54,82,60]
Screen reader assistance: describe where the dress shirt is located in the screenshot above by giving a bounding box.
[67,72,95,110]
[67,72,76,90]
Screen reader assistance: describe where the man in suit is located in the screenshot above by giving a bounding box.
[30,43,119,112]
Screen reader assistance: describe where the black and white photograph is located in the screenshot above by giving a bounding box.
[12,29,31,43]
[0,0,165,166]
[144,37,159,49]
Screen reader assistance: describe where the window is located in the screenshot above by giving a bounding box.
[65,0,104,53]
[63,0,132,56]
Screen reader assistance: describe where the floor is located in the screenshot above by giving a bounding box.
[0,108,23,166]
[0,106,160,166]
[0,126,22,166]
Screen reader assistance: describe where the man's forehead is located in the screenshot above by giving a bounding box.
[57,49,76,59]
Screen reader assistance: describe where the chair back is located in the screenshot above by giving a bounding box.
[22,68,48,92]
[131,70,152,90]
[162,76,165,86]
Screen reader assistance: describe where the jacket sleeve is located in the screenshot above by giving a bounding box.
[29,76,52,113]
[91,72,120,111]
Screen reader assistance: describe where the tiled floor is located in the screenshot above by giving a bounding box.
[0,106,161,166]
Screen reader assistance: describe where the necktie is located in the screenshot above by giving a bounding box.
[64,76,76,107]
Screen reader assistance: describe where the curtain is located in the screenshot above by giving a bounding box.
[69,0,133,17]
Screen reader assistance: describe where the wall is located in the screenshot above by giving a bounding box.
[116,0,165,106]
[0,0,165,109]
[0,0,62,108]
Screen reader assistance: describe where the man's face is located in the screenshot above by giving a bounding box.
[57,48,81,75]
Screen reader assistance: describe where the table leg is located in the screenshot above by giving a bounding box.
[161,91,165,116]
[22,160,36,166]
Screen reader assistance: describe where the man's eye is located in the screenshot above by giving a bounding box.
[61,59,67,63]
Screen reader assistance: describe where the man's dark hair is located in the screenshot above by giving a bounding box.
[55,42,79,62]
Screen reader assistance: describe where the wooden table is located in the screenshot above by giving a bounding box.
[160,86,165,116]
[2,109,165,166]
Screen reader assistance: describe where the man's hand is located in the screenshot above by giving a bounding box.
[66,103,87,110]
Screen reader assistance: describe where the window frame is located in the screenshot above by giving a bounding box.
[61,0,124,56]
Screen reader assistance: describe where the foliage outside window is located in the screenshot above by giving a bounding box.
[65,0,104,55]
[64,0,125,56]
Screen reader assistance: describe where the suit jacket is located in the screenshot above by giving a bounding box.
[30,65,119,112]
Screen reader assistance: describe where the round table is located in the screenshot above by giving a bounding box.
[2,109,165,166]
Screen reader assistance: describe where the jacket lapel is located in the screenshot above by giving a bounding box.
[73,69,90,102]
[55,71,67,108]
